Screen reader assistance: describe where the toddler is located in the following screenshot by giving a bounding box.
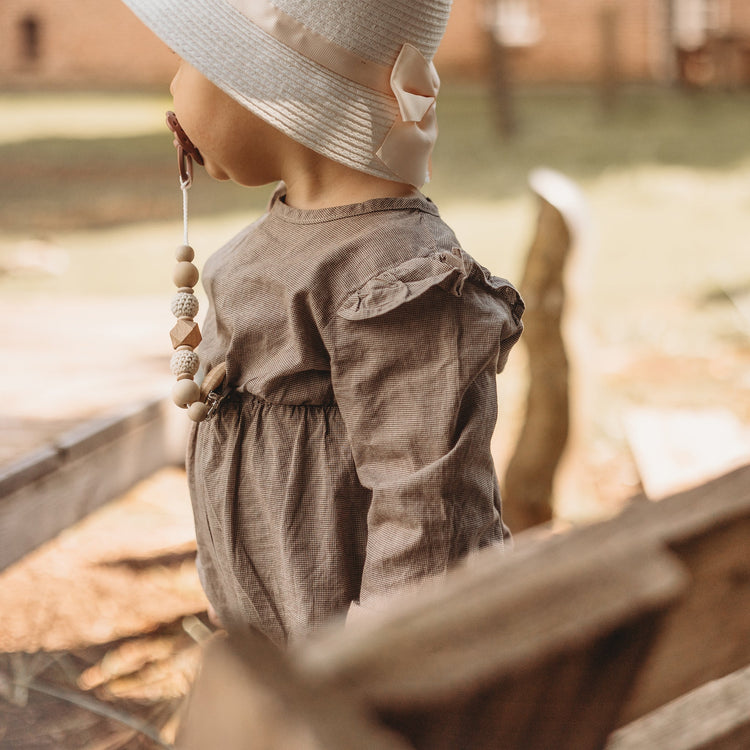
[123,0,524,646]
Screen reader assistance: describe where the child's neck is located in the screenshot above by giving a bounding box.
[280,145,419,210]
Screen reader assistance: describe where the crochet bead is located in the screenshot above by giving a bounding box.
[170,349,200,377]
[170,319,202,349]
[173,261,199,288]
[172,378,201,407]
[175,244,195,262]
[187,401,211,422]
[170,292,199,319]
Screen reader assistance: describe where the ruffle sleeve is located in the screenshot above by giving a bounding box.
[322,248,523,611]
[338,247,523,325]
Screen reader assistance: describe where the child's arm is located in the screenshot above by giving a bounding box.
[325,254,523,613]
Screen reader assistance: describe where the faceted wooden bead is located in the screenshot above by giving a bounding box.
[175,244,195,262]
[170,291,199,319]
[173,261,199,288]
[170,318,202,349]
[187,400,211,422]
[172,378,201,407]
[170,349,200,377]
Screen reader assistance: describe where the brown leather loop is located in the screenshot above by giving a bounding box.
[166,111,204,165]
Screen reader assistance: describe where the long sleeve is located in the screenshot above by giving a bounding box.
[323,249,523,608]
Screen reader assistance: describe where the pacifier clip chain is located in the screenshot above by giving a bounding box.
[166,111,226,422]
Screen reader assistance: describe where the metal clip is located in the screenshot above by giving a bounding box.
[204,389,227,420]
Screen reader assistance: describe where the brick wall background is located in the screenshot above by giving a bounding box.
[437,0,658,82]
[2,0,750,88]
[0,0,176,88]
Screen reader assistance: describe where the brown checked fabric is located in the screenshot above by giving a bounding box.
[187,185,524,646]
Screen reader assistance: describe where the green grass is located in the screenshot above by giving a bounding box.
[0,131,269,233]
[3,85,750,234]
[430,84,750,202]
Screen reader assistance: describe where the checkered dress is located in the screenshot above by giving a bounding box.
[187,186,524,645]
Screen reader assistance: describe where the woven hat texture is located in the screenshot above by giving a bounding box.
[121,0,453,183]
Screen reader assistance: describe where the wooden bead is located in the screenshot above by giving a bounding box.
[173,261,199,288]
[170,318,202,349]
[176,244,195,262]
[199,361,228,401]
[187,401,211,422]
[172,378,201,407]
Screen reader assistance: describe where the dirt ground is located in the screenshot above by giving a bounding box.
[0,291,204,746]
[0,468,210,749]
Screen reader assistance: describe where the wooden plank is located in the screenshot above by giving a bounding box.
[606,664,750,750]
[177,634,413,750]
[510,463,750,724]
[294,464,750,746]
[608,464,750,722]
[618,512,750,723]
[0,400,160,496]
[175,464,750,750]
[0,445,61,499]
[623,407,750,500]
[511,463,750,724]
[0,398,186,571]
[298,543,683,704]
[295,535,686,750]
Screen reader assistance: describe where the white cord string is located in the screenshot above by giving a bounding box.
[181,179,190,247]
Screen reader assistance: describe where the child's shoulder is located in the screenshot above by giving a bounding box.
[336,241,523,327]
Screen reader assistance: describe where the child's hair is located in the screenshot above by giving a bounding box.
[122,0,453,187]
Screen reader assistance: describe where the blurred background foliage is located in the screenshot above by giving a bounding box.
[2,86,750,233]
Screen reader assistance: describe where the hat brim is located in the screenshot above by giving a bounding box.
[123,0,401,180]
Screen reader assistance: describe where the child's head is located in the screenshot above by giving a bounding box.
[123,0,453,188]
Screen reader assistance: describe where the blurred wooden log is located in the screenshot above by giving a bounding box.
[606,664,750,750]
[615,463,750,722]
[503,169,586,531]
[182,541,682,750]
[309,463,750,743]
[0,398,185,571]
[177,463,750,750]
[484,23,517,138]
[599,1,621,115]
[297,538,683,750]
[176,633,413,750]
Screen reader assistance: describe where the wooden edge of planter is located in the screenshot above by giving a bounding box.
[0,399,166,497]
[0,398,189,571]
[178,634,414,750]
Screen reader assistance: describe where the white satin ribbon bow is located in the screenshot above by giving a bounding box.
[376,43,440,187]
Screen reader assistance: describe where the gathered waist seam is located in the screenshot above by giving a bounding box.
[223,388,337,411]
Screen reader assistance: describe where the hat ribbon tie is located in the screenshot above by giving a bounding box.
[376,43,440,187]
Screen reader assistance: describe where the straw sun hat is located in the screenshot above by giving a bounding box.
[122,0,453,187]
